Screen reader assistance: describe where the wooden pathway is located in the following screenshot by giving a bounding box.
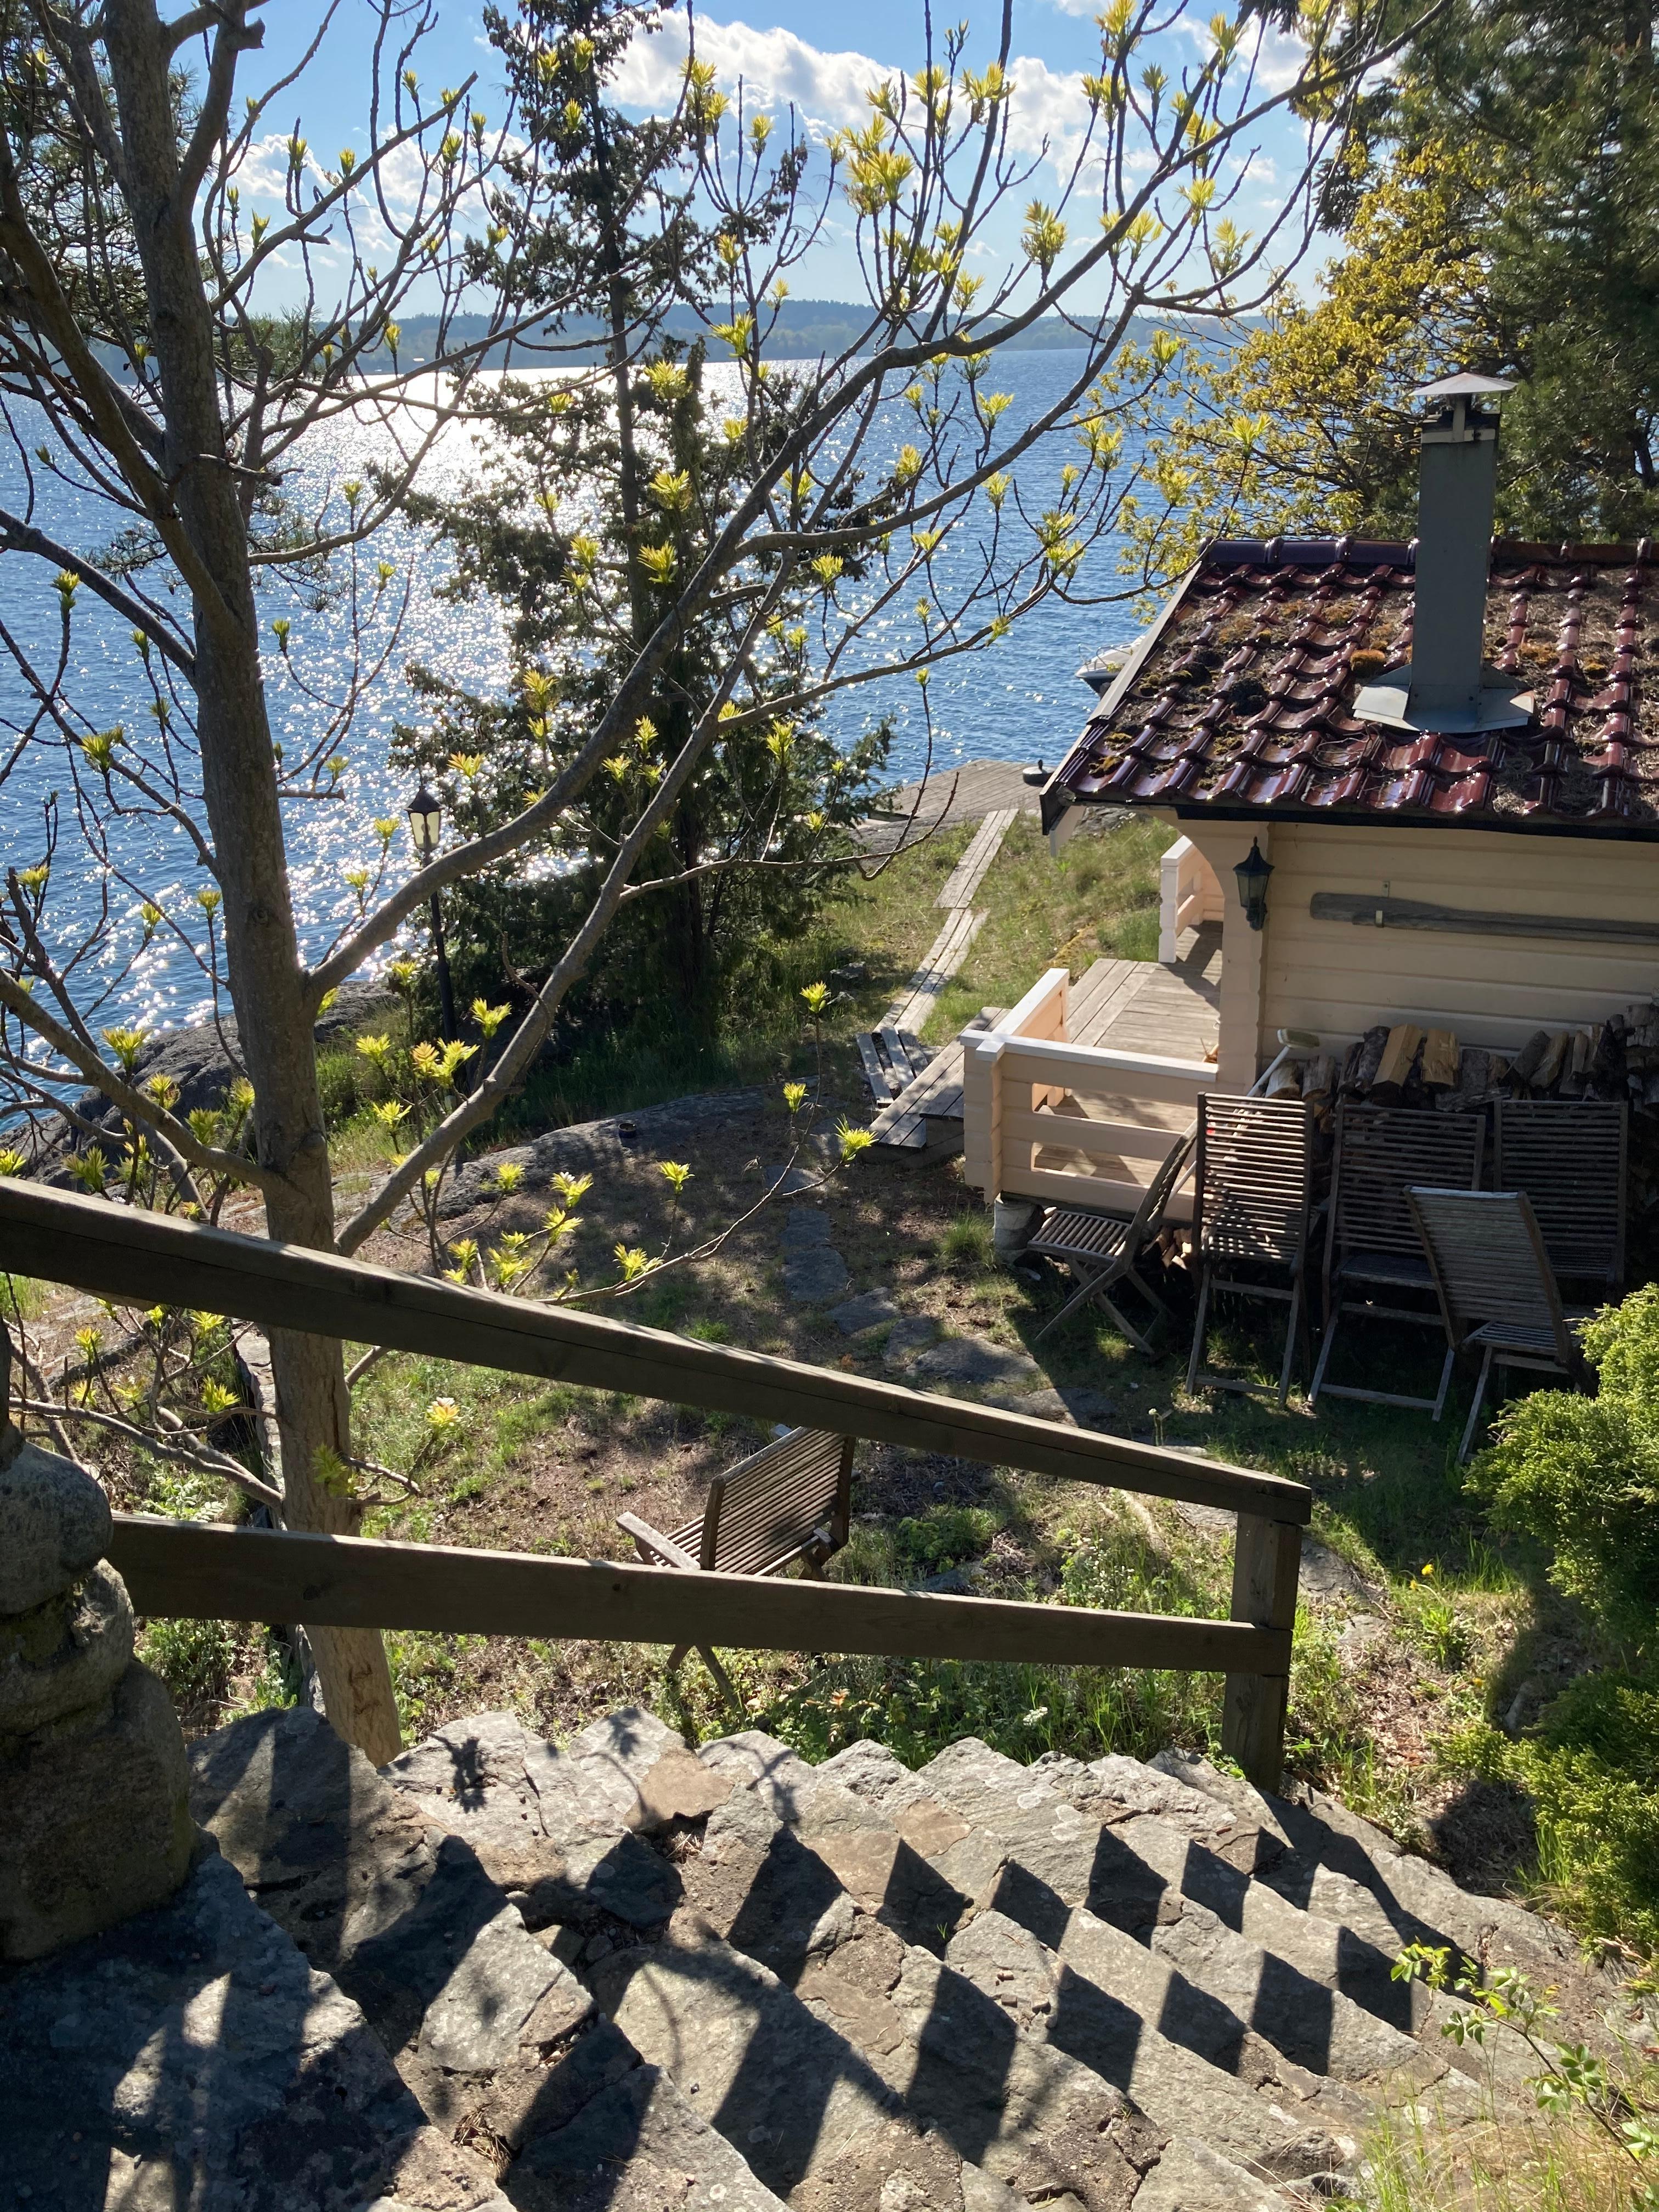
[867,805,1018,1058]
[880,907,989,1036]
[934,808,1019,910]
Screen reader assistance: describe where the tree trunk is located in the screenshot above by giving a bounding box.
[103,4,399,1764]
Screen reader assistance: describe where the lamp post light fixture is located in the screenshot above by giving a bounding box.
[1233,838,1273,932]
[407,782,459,1042]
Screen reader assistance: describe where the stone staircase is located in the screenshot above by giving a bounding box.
[153,1703,1643,2212]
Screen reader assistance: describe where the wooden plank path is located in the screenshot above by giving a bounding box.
[881,907,989,1036]
[872,806,1019,1040]
[867,1008,1006,1146]
[935,806,1019,909]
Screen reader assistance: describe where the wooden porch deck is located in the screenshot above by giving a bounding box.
[870,926,1220,1144]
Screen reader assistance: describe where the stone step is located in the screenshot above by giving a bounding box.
[699,1734,1374,2165]
[1157,1750,1638,2064]
[946,1905,1362,2182]
[187,1706,787,2211]
[896,1739,1474,2101]
[675,1731,1339,2206]
[0,1847,512,2212]
[172,1700,1644,2212]
[592,1735,1164,2209]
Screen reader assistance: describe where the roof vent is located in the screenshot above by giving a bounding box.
[1353,373,1532,735]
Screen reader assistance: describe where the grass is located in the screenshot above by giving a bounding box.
[923,809,1169,1040]
[1347,2087,1659,2212]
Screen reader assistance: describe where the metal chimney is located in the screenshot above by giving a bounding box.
[1353,371,1531,735]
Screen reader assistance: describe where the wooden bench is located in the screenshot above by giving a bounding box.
[617,1428,855,1707]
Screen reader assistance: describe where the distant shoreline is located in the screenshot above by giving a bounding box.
[97,304,1246,379]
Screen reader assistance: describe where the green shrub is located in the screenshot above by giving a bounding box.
[385,1628,464,1742]
[761,1651,1221,1772]
[1469,1283,1659,1642]
[139,1615,238,1714]
[315,1044,366,1129]
[1455,1671,1659,1960]
[1399,1573,1472,1669]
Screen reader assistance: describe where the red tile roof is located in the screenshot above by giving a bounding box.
[1044,538,1659,839]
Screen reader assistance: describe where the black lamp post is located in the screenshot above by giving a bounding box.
[408,782,458,1042]
[1233,838,1273,932]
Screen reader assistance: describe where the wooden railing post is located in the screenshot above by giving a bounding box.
[1221,1512,1302,1793]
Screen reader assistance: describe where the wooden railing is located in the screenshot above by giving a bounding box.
[1158,835,1223,964]
[963,965,1215,1222]
[0,1183,1309,1787]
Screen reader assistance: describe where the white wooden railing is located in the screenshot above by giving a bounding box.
[1158,834,1223,964]
[962,966,1216,1219]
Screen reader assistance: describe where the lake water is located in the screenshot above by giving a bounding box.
[0,349,1145,1036]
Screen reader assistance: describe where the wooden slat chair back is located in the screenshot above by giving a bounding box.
[1405,1187,1590,1460]
[617,1428,854,1709]
[1028,1124,1197,1350]
[1493,1099,1627,1291]
[1186,1095,1313,1407]
[1310,1105,1484,1416]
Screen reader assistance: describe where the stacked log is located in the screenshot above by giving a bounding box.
[1276,1008,1655,1125]
[1264,1008,1659,1274]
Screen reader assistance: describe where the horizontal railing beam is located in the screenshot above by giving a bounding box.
[108,1515,1291,1675]
[995,1037,1217,1084]
[0,1183,1310,1521]
[1003,1110,1190,1162]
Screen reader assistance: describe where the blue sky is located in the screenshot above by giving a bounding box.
[239,0,1318,312]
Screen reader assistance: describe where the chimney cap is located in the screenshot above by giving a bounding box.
[1412,370,1515,403]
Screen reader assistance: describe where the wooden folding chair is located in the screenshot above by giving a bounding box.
[1027,1125,1197,1351]
[1405,1188,1592,1460]
[1186,1094,1314,1408]
[617,1428,854,1709]
[1493,1098,1627,1294]
[1309,1105,1484,1415]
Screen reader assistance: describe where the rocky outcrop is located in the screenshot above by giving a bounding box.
[0,1425,191,1959]
[436,1089,766,1220]
[31,977,396,1172]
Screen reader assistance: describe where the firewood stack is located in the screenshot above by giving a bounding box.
[1263,1009,1659,1248]
[1266,1010,1654,1126]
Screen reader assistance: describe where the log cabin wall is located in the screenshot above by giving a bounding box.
[1204,821,1659,1062]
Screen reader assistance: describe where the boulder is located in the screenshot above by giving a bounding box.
[0,1658,193,1959]
[0,1559,135,1735]
[0,1435,111,1614]
[0,1419,191,1959]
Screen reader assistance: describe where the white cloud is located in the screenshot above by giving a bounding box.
[612,13,882,135]
[1177,13,1308,94]
[613,15,1121,192]
[233,129,500,268]
[1252,23,1310,92]
[1000,52,1105,180]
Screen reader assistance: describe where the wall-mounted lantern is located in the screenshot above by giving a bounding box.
[1234,838,1272,932]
